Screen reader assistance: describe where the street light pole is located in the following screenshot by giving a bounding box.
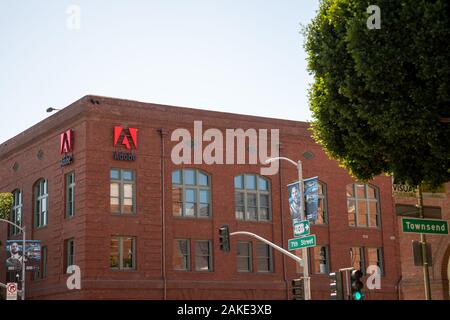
[265,157,311,300]
[0,218,26,300]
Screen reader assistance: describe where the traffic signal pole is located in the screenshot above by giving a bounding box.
[229,231,304,265]
[417,186,432,300]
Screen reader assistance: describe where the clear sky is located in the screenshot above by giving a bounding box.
[0,0,319,144]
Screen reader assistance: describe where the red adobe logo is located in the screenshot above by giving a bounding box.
[114,126,138,150]
[60,129,74,154]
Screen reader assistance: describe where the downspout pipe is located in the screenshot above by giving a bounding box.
[158,128,168,300]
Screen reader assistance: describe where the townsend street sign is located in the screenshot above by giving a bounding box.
[402,218,448,235]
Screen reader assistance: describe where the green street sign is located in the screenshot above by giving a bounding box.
[293,220,310,237]
[402,218,448,235]
[288,235,316,251]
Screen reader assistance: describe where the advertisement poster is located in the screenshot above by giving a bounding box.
[5,240,41,271]
[288,177,319,223]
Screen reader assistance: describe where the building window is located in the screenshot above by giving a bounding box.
[10,189,22,236]
[34,179,48,228]
[367,247,383,276]
[236,242,252,272]
[33,246,47,280]
[347,183,380,228]
[110,169,136,214]
[195,240,212,272]
[312,183,328,224]
[173,239,190,271]
[256,242,273,273]
[350,247,365,274]
[110,236,136,270]
[172,169,211,218]
[66,172,75,218]
[64,239,75,273]
[312,246,329,274]
[234,174,271,221]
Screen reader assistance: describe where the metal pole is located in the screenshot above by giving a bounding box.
[297,160,311,300]
[229,231,304,265]
[417,185,431,300]
[22,227,26,300]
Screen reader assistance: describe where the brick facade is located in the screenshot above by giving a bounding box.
[0,95,401,300]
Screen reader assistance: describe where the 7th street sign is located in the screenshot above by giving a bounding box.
[402,218,448,235]
[288,235,316,251]
[293,220,310,237]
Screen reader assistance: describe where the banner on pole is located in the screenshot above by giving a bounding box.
[287,177,319,225]
[5,240,41,271]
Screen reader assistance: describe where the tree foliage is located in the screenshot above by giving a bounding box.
[0,192,13,220]
[304,0,450,187]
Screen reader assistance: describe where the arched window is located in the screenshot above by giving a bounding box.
[172,169,211,218]
[34,179,48,228]
[234,174,271,221]
[10,189,22,236]
[347,183,380,228]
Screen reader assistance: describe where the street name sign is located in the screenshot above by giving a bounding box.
[288,235,316,251]
[402,218,448,235]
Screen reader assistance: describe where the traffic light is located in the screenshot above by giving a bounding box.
[219,225,230,252]
[292,278,305,300]
[329,271,344,300]
[350,269,364,300]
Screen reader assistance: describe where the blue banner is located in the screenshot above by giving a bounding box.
[288,177,319,225]
[304,177,319,222]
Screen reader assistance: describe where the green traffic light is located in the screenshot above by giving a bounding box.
[353,291,363,300]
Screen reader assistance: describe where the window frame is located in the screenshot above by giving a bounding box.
[236,241,252,273]
[234,174,272,222]
[33,246,47,281]
[311,182,328,225]
[64,238,75,273]
[255,242,273,273]
[350,247,366,275]
[347,183,380,228]
[65,172,76,218]
[172,169,212,218]
[367,247,384,277]
[110,236,137,270]
[312,245,329,274]
[34,179,48,228]
[173,239,191,271]
[110,169,136,215]
[10,189,23,236]
[195,240,213,272]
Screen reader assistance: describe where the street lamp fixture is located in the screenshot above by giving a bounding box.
[46,107,60,113]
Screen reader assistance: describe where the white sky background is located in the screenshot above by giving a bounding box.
[0,0,319,144]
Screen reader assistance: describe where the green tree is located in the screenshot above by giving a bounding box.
[0,192,13,220]
[304,0,450,187]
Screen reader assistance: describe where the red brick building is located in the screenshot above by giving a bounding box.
[0,95,401,300]
[394,183,450,300]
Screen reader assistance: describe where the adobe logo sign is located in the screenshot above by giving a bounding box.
[60,129,74,167]
[113,126,137,161]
